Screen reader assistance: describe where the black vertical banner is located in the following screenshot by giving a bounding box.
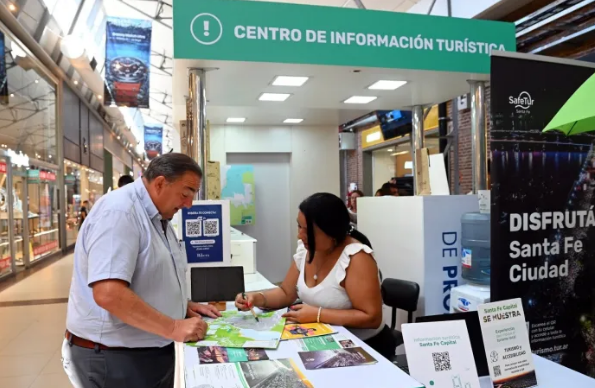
[0,32,8,105]
[490,54,595,378]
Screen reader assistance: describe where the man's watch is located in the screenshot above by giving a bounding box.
[109,56,148,105]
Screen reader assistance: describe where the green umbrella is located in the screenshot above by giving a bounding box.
[543,72,595,135]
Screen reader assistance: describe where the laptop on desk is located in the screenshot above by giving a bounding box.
[395,311,489,377]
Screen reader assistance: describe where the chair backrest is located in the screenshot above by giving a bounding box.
[381,278,420,328]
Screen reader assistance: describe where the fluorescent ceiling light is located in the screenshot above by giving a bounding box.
[344,96,377,104]
[272,76,309,87]
[283,118,303,124]
[259,93,291,102]
[226,117,246,123]
[368,80,407,90]
[387,149,393,152]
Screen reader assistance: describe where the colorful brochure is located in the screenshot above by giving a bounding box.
[402,320,481,388]
[197,346,269,364]
[294,333,358,352]
[185,359,314,388]
[478,298,538,388]
[282,323,336,340]
[298,347,377,370]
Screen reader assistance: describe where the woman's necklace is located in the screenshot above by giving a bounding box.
[313,245,339,282]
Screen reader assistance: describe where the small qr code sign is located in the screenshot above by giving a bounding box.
[432,351,451,372]
[203,218,220,237]
[185,219,202,237]
[493,365,501,377]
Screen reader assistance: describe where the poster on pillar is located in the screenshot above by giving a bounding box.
[0,31,8,105]
[104,17,152,108]
[144,124,163,160]
[490,53,595,378]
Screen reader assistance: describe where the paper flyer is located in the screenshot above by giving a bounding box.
[477,298,538,388]
[294,334,357,352]
[197,346,269,364]
[186,359,313,388]
[282,323,336,340]
[402,320,481,388]
[298,347,377,370]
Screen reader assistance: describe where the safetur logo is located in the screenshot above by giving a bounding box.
[509,91,535,111]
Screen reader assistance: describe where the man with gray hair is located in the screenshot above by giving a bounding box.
[63,153,220,387]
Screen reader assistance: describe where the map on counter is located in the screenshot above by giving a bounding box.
[188,310,286,349]
[221,165,255,225]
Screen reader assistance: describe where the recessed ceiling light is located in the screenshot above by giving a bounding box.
[387,149,393,152]
[226,117,246,123]
[73,80,78,85]
[97,95,102,99]
[8,3,16,12]
[34,79,39,84]
[368,80,407,90]
[259,93,291,102]
[283,118,303,124]
[344,96,377,104]
[272,76,309,87]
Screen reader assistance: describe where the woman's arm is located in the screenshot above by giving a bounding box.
[330,252,383,328]
[237,262,300,310]
[284,252,382,328]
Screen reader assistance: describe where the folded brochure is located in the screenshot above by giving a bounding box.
[295,333,358,352]
[186,359,313,388]
[197,346,269,364]
[298,347,377,370]
[282,323,336,340]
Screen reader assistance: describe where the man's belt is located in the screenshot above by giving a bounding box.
[65,330,172,351]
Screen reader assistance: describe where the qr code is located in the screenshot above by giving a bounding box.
[432,352,451,372]
[493,365,501,377]
[203,219,219,237]
[185,219,202,237]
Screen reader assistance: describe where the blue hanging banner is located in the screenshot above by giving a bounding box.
[144,124,163,159]
[182,203,224,263]
[0,31,8,105]
[104,17,152,108]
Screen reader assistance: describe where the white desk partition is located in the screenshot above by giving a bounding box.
[358,195,479,324]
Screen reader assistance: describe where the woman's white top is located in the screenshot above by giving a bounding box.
[293,240,384,341]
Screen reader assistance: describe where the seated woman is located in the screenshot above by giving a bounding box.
[235,193,395,359]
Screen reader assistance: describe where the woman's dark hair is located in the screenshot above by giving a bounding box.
[299,193,372,263]
[351,190,364,197]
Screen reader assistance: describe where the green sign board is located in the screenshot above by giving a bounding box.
[174,0,516,74]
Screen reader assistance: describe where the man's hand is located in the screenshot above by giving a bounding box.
[170,317,208,343]
[187,301,222,319]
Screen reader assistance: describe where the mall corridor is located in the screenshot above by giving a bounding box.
[0,256,73,388]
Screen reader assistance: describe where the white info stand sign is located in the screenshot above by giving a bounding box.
[478,298,538,388]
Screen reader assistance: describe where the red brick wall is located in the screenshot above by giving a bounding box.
[448,86,491,194]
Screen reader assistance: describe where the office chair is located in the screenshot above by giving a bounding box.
[381,278,420,361]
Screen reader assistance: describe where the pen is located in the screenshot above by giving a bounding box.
[243,292,260,322]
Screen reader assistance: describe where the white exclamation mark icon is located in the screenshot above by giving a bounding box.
[204,20,210,37]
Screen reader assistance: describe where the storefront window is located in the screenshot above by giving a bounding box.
[0,24,59,271]
[27,166,60,263]
[12,166,26,267]
[371,137,440,193]
[0,159,12,277]
[65,160,103,246]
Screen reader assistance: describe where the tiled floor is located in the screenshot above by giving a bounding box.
[0,255,73,388]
